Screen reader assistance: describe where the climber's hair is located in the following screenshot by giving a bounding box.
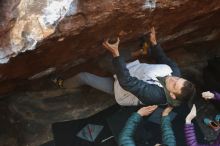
[176,80,196,101]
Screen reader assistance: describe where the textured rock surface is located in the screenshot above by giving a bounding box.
[1,0,220,146]
[0,0,75,63]
[0,0,220,95]
[5,88,115,146]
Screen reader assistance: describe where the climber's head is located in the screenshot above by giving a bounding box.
[165,76,195,101]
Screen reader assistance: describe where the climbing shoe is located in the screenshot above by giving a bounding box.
[51,77,64,88]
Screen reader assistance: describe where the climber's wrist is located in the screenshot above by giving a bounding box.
[113,51,120,57]
[151,41,157,46]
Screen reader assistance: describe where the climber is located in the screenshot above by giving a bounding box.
[53,27,195,107]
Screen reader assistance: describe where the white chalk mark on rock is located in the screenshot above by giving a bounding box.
[143,0,156,10]
[0,0,78,64]
[66,0,78,16]
[28,67,56,80]
[39,0,74,28]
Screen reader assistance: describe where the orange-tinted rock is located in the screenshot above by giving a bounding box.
[0,0,220,95]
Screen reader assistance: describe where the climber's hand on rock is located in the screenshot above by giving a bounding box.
[149,26,157,46]
[102,37,120,57]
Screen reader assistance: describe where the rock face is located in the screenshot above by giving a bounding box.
[0,0,220,95]
[1,0,220,146]
[8,88,115,146]
[0,0,75,63]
